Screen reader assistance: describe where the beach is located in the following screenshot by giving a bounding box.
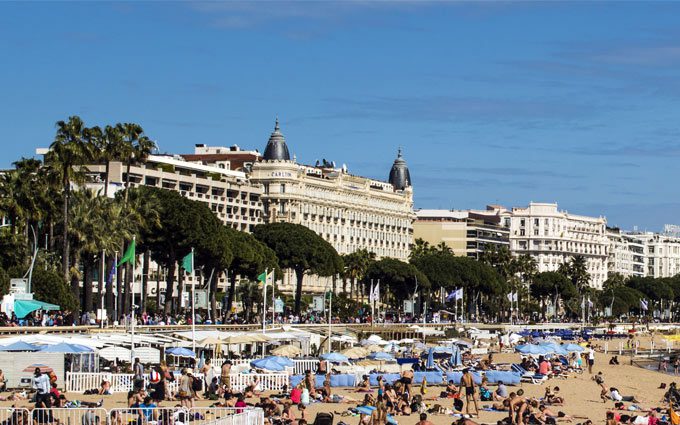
[0,347,672,425]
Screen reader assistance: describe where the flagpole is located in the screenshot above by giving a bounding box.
[271,270,275,326]
[454,289,458,324]
[130,235,136,364]
[370,279,374,328]
[100,250,105,329]
[191,247,196,357]
[114,251,118,322]
[262,268,267,357]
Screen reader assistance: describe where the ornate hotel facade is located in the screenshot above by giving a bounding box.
[509,202,609,289]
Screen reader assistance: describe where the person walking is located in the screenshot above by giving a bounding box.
[133,358,145,390]
[461,368,479,417]
[587,345,595,374]
[32,368,51,407]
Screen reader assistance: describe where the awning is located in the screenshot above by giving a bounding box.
[14,300,60,319]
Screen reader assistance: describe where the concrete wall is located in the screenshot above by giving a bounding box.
[0,352,65,388]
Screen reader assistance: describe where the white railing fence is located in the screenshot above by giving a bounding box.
[0,408,29,425]
[30,408,264,425]
[66,371,288,394]
[211,358,320,375]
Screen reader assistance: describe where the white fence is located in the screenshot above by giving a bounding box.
[26,408,264,425]
[66,371,288,393]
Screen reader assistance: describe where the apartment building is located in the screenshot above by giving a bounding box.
[509,202,608,289]
[413,206,510,258]
[606,228,646,279]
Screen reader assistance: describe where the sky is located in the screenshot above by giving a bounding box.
[1,1,679,231]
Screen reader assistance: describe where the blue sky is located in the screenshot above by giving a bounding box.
[1,1,679,231]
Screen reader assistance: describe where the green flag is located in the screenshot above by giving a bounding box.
[257,271,267,284]
[182,250,194,273]
[117,239,136,267]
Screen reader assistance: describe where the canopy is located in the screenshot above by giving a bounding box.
[0,341,39,352]
[14,300,60,319]
[271,344,302,357]
[99,346,132,362]
[320,352,349,363]
[166,347,196,358]
[340,346,369,359]
[40,342,93,353]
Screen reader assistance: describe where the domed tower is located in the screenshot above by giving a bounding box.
[262,117,291,161]
[388,148,412,191]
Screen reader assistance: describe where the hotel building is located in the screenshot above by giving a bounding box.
[606,228,646,279]
[413,206,510,258]
[509,202,609,289]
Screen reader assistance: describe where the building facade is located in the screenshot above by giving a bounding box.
[606,228,646,279]
[413,206,510,258]
[249,120,415,260]
[633,232,680,278]
[509,202,608,289]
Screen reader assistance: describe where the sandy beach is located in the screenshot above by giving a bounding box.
[0,343,674,425]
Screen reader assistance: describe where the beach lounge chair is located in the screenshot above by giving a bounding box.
[512,364,549,385]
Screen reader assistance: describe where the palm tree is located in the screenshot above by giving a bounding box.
[343,249,376,301]
[118,123,156,201]
[45,116,94,281]
[96,125,126,197]
[237,280,262,322]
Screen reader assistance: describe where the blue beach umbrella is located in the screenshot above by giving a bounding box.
[368,352,394,361]
[166,347,196,358]
[0,341,39,351]
[320,352,349,363]
[40,342,93,353]
[268,356,295,367]
[250,357,287,371]
[515,344,549,355]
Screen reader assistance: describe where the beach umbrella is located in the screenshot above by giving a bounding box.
[515,344,549,355]
[40,342,93,353]
[23,364,53,373]
[368,351,394,361]
[166,347,196,358]
[320,352,349,363]
[272,344,302,357]
[268,356,295,367]
[365,344,383,353]
[340,346,369,359]
[0,341,38,351]
[250,357,286,371]
[222,334,270,344]
[198,337,224,346]
[563,343,585,352]
[426,347,434,369]
[538,342,568,355]
[383,343,401,353]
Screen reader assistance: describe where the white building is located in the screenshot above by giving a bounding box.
[630,231,680,279]
[606,228,646,279]
[509,202,608,289]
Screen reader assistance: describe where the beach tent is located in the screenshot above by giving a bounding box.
[166,347,196,358]
[40,342,93,353]
[0,341,38,351]
[321,352,349,363]
[14,300,60,319]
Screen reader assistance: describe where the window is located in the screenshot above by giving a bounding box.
[534,218,540,226]
[520,219,525,227]
[281,184,286,194]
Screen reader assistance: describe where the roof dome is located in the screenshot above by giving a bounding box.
[388,148,411,191]
[263,118,291,161]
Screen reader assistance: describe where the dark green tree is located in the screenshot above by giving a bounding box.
[253,223,342,314]
[531,271,578,319]
[365,258,429,304]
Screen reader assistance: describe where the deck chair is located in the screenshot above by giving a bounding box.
[512,364,548,385]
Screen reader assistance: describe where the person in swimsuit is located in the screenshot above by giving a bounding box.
[461,368,479,417]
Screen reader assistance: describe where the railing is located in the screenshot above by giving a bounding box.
[0,407,29,425]
[26,408,264,425]
[229,373,289,391]
[211,358,319,375]
[66,371,287,393]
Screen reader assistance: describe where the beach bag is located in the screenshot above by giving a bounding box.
[453,398,464,412]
